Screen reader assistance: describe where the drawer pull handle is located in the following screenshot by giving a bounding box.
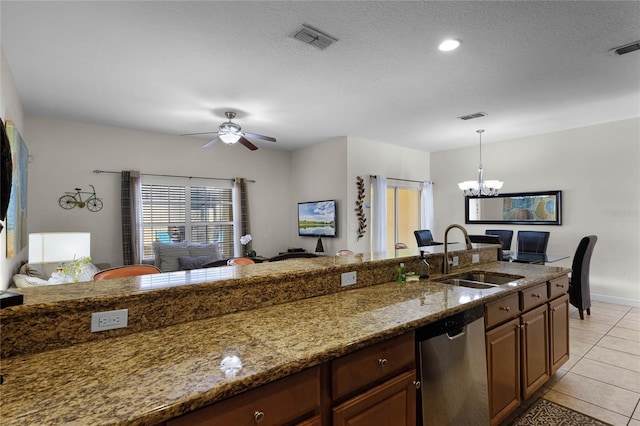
[551,307,557,312]
[378,358,388,367]
[556,283,565,287]
[500,306,510,312]
[532,294,541,298]
[413,380,421,389]
[254,411,265,423]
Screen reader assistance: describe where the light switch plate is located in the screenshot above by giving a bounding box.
[472,254,480,264]
[452,256,459,267]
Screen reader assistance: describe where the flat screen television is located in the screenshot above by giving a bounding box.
[298,200,337,237]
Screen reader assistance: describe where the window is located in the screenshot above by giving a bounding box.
[141,177,234,258]
[385,184,421,251]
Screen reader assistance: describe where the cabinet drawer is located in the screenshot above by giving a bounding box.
[548,276,569,299]
[520,283,549,312]
[485,293,521,329]
[167,366,320,426]
[331,332,415,401]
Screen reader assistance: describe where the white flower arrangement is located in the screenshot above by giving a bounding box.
[240,234,255,257]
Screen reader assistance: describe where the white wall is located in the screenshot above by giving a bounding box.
[289,137,432,255]
[1,47,27,289]
[432,118,640,305]
[290,137,348,255]
[347,137,431,254]
[23,116,292,271]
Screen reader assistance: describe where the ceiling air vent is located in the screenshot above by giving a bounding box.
[458,112,488,121]
[292,24,338,50]
[612,40,640,55]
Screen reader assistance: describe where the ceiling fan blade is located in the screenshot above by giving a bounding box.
[181,131,219,136]
[243,132,276,142]
[238,136,259,151]
[202,137,222,148]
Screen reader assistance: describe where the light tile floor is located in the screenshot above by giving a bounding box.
[505,300,640,426]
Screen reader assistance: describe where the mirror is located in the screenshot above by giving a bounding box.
[465,190,562,225]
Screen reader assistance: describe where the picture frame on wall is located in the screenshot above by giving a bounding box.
[5,120,28,257]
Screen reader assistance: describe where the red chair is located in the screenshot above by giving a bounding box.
[93,265,161,280]
[227,257,255,266]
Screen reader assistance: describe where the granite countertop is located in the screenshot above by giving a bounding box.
[0,259,569,426]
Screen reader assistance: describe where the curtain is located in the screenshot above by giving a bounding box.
[121,171,143,265]
[421,181,435,232]
[233,178,251,257]
[371,175,387,253]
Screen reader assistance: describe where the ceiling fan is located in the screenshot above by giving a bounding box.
[181,111,276,151]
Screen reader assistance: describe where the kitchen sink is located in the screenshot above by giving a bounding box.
[437,271,524,289]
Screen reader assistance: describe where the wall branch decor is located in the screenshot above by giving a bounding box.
[355,176,367,240]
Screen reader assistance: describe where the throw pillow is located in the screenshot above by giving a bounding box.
[189,242,223,260]
[153,241,190,272]
[74,262,101,282]
[13,274,53,288]
[178,255,215,270]
[19,263,47,280]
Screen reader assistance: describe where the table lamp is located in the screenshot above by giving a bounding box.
[28,232,91,266]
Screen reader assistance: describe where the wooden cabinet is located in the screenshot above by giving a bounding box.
[486,317,520,426]
[520,304,549,399]
[549,293,570,374]
[485,275,569,426]
[331,332,417,426]
[166,366,321,426]
[332,370,417,426]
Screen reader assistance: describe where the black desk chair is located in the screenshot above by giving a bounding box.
[469,234,504,261]
[569,235,598,320]
[485,230,513,251]
[514,231,550,264]
[414,230,443,246]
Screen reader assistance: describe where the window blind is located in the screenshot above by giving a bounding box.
[141,181,234,258]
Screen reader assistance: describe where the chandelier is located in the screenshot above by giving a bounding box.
[458,129,503,196]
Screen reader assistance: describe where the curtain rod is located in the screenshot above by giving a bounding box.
[92,170,255,183]
[370,175,433,184]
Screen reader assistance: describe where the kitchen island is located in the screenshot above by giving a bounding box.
[0,246,570,425]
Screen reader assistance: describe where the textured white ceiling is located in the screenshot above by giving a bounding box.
[2,1,639,152]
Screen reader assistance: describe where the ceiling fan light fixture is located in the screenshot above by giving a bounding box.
[220,133,241,144]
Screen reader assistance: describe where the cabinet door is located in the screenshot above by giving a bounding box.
[486,317,520,426]
[332,370,417,426]
[549,293,570,374]
[521,304,550,399]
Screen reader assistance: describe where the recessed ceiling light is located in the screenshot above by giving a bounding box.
[439,39,462,52]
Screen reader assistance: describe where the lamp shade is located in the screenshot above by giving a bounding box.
[28,232,91,263]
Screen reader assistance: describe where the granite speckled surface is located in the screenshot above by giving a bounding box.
[0,247,570,425]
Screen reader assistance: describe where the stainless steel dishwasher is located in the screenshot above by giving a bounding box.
[416,305,489,425]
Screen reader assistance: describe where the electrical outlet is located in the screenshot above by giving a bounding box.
[91,309,128,332]
[452,256,459,267]
[341,271,357,286]
[472,254,480,264]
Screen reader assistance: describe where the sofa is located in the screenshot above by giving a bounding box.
[11,242,226,288]
[12,260,106,288]
[152,241,225,272]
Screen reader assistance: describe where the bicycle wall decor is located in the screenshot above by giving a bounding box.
[59,185,103,212]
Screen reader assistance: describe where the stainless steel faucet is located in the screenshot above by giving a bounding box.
[443,224,473,274]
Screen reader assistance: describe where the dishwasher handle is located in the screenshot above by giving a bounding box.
[446,326,467,340]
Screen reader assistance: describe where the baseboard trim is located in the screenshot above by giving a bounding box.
[592,293,640,308]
